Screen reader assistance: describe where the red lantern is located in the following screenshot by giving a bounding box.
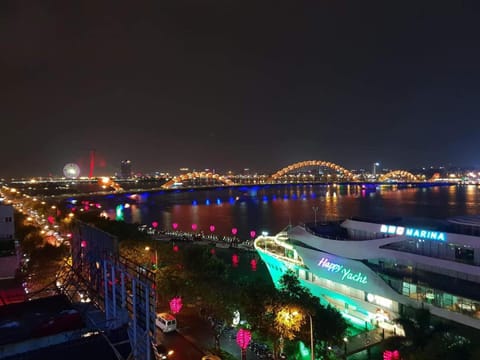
[210,248,216,255]
[236,328,252,350]
[47,216,55,225]
[250,258,257,271]
[172,222,178,230]
[152,221,158,228]
[192,223,198,231]
[169,297,183,314]
[209,225,215,232]
[173,245,179,252]
[250,230,256,239]
[81,240,87,248]
[231,227,238,235]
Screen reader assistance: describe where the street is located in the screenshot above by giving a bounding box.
[157,305,267,360]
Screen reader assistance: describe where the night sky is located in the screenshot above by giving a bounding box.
[2,2,480,178]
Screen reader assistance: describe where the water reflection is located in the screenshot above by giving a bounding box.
[90,184,480,240]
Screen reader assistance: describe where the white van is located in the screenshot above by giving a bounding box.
[155,313,177,333]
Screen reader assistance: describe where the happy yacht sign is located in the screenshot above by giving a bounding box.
[317,257,368,285]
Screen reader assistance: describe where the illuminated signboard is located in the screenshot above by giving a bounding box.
[380,224,446,241]
[317,257,367,284]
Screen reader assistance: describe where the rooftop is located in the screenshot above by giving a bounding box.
[0,295,131,360]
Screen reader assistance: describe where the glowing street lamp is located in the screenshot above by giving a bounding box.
[145,246,158,269]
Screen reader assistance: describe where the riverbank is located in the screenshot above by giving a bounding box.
[140,226,256,251]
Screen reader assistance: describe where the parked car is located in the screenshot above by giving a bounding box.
[155,312,177,333]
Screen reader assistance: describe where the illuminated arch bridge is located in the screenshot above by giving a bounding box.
[162,172,235,189]
[378,170,419,182]
[268,160,357,182]
[161,162,422,189]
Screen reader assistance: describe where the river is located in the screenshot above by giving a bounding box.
[91,183,480,239]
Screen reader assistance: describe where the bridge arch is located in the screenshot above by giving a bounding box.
[378,170,419,182]
[269,160,356,182]
[162,172,235,189]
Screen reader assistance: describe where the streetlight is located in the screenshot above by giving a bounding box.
[145,246,158,270]
[307,313,314,360]
[343,336,348,357]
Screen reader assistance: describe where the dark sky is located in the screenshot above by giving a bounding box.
[2,1,480,178]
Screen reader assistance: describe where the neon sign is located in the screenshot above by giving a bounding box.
[380,224,446,241]
[317,257,367,284]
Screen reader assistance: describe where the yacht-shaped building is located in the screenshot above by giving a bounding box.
[254,216,480,331]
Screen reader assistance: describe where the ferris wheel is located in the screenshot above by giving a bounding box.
[63,163,81,179]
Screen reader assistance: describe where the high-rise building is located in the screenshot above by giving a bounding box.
[120,160,132,179]
[0,204,14,240]
[0,204,18,280]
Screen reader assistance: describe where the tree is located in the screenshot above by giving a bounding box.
[237,279,277,332]
[277,271,347,358]
[398,307,433,350]
[278,270,309,300]
[402,332,473,360]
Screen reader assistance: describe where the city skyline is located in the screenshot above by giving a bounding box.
[5,157,478,181]
[3,2,480,177]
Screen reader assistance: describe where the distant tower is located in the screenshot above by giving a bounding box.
[89,150,96,178]
[120,160,132,179]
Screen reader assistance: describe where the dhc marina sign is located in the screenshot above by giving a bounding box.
[380,224,447,241]
[317,257,368,285]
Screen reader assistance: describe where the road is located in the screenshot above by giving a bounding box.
[156,305,267,360]
[157,331,205,359]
